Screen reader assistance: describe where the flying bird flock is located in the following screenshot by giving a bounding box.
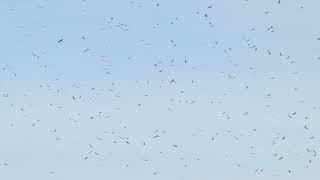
[1,0,320,179]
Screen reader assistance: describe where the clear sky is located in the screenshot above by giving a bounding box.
[1,0,320,179]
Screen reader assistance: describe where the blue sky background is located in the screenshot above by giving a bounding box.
[1,0,320,179]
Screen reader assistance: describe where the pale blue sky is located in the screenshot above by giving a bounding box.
[1,0,320,179]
